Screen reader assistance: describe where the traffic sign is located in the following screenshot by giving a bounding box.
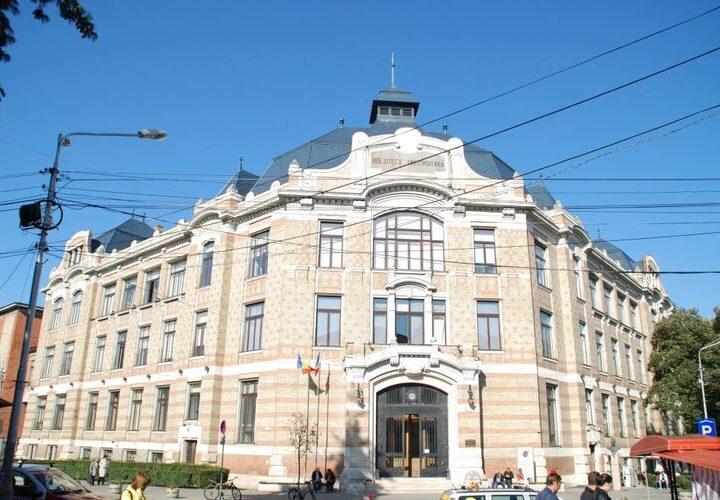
[220,419,227,435]
[697,418,717,437]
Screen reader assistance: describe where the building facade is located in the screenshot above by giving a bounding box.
[0,302,43,454]
[19,86,673,488]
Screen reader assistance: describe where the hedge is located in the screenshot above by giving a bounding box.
[645,472,692,492]
[25,460,228,489]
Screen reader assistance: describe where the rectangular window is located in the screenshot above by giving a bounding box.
[625,344,634,380]
[135,326,150,366]
[85,392,98,431]
[101,448,114,460]
[315,296,341,347]
[476,301,501,350]
[237,379,258,444]
[602,394,611,436]
[81,448,91,460]
[630,302,638,330]
[124,449,137,462]
[243,302,264,351]
[51,394,66,430]
[41,346,55,379]
[27,444,37,459]
[160,320,175,362]
[199,242,214,287]
[143,268,160,304]
[33,396,46,430]
[59,341,74,376]
[610,339,620,375]
[432,299,446,344]
[578,322,589,365]
[595,332,606,372]
[395,298,423,345]
[585,389,594,425]
[68,292,82,325]
[535,243,548,286]
[150,451,163,463]
[186,382,201,421]
[631,400,640,436]
[167,259,186,297]
[373,212,444,271]
[121,276,137,310]
[546,384,559,446]
[92,335,106,372]
[101,283,116,316]
[193,311,207,357]
[617,397,627,437]
[590,277,599,309]
[47,445,57,460]
[50,299,63,330]
[540,310,554,358]
[153,386,170,431]
[617,294,626,323]
[128,388,143,431]
[106,390,119,431]
[113,331,126,370]
[248,230,269,278]
[604,286,613,317]
[372,298,387,344]
[637,348,645,383]
[318,222,343,268]
[574,256,583,298]
[473,229,496,274]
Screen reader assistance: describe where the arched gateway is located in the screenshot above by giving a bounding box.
[376,384,448,478]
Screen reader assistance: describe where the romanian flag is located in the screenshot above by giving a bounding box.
[300,353,320,374]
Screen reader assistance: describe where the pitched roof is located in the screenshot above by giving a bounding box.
[525,183,557,209]
[218,168,259,197]
[593,237,639,271]
[91,218,154,253]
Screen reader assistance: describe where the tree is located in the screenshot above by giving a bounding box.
[288,411,318,487]
[647,308,720,428]
[0,0,97,101]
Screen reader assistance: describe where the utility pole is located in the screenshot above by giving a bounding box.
[699,336,720,418]
[0,129,166,496]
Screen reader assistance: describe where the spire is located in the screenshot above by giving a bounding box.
[391,52,396,88]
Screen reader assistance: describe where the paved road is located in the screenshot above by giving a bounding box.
[84,483,673,500]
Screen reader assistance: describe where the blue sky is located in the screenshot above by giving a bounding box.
[0,1,718,316]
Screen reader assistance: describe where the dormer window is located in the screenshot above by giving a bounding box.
[379,106,389,116]
[65,246,82,268]
[402,108,413,117]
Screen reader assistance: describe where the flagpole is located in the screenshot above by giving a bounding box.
[315,360,321,470]
[304,371,311,481]
[324,369,330,473]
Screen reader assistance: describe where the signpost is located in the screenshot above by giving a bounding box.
[219,420,227,497]
[697,418,717,437]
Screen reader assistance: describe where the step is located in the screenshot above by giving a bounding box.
[374,477,454,492]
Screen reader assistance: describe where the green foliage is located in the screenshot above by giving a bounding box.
[647,308,720,426]
[26,460,228,489]
[676,474,692,492]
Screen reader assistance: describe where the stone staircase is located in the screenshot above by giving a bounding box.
[373,476,455,493]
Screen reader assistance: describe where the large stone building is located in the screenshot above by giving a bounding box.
[19,85,673,488]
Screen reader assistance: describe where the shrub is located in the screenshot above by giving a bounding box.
[25,460,228,488]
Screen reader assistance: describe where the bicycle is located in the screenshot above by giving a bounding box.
[287,480,317,500]
[203,477,242,500]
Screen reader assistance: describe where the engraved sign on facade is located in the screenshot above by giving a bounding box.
[371,150,446,173]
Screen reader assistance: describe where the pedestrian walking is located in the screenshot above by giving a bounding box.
[98,454,109,485]
[580,471,600,500]
[88,458,98,485]
[536,473,562,500]
[325,468,336,492]
[121,471,150,500]
[311,467,323,492]
[594,473,613,500]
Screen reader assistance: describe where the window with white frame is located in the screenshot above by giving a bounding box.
[113,331,126,370]
[160,320,175,362]
[68,291,82,325]
[595,332,606,372]
[59,341,74,376]
[540,310,554,358]
[106,390,119,431]
[318,222,343,268]
[143,268,160,304]
[124,449,137,462]
[100,283,115,316]
[630,302,638,330]
[85,392,98,430]
[395,298,423,345]
[236,379,258,444]
[128,388,143,431]
[47,445,57,460]
[135,326,150,366]
[637,347,646,383]
[167,260,186,296]
[602,394,611,436]
[193,311,207,356]
[315,296,341,346]
[617,397,627,437]
[248,231,269,278]
[617,293,626,323]
[372,298,387,344]
[574,256,583,298]
[590,277,599,309]
[243,302,264,351]
[585,389,595,425]
[185,382,201,421]
[81,448,91,460]
[631,400,640,436]
[578,322,589,365]
[26,444,37,459]
[121,276,137,310]
[51,394,66,430]
[33,396,46,430]
[150,451,163,463]
[476,301,501,351]
[41,346,55,379]
[153,386,170,431]
[546,384,559,446]
[50,298,63,330]
[473,229,496,274]
[92,335,106,372]
[624,344,634,380]
[432,300,446,344]
[199,241,214,287]
[603,285,613,317]
[534,243,548,287]
[610,338,620,375]
[373,212,444,271]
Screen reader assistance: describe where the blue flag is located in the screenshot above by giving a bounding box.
[296,353,302,369]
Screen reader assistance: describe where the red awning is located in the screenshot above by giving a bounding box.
[631,435,720,472]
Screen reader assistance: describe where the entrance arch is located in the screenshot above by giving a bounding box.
[376,384,448,478]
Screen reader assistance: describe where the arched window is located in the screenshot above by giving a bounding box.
[373,212,444,271]
[50,298,64,330]
[68,290,83,325]
[199,241,214,287]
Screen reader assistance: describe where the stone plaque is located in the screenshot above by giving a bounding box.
[371,150,445,173]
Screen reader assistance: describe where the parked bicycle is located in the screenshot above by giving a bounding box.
[288,481,317,500]
[203,477,242,500]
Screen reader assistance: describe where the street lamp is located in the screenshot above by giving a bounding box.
[1,128,167,495]
[699,336,720,418]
